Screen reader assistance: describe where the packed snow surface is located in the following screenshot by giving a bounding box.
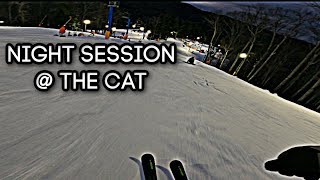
[0,27,320,180]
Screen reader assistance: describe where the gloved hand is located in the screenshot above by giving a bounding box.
[265,146,320,180]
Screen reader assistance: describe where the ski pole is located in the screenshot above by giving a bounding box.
[39,15,47,26]
[63,16,72,27]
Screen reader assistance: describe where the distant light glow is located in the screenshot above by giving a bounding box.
[83,20,91,25]
[239,53,248,58]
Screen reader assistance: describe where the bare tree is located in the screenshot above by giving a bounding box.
[204,14,220,64]
[72,2,97,29]
[219,18,243,69]
[94,2,106,30]
[292,71,320,99]
[229,40,251,73]
[7,2,15,25]
[259,44,299,87]
[305,90,320,106]
[274,41,320,92]
[248,9,308,83]
[150,16,161,38]
[274,10,320,92]
[281,48,320,94]
[247,7,289,79]
[298,77,320,103]
[232,5,268,76]
[13,2,28,25]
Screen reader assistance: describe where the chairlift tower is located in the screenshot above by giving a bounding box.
[105,1,120,39]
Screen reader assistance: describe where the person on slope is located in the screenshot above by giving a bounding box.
[59,26,66,36]
[187,57,195,64]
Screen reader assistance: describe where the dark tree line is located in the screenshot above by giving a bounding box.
[0,1,319,112]
[0,1,211,40]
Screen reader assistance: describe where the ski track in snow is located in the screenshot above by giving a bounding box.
[0,27,320,180]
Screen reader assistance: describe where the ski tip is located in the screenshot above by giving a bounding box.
[141,153,155,162]
[170,160,188,180]
[141,153,157,180]
[169,159,182,167]
[141,153,154,160]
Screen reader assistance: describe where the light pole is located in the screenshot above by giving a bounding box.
[112,27,117,37]
[105,25,109,33]
[140,27,145,39]
[233,53,248,76]
[83,19,91,32]
[196,37,201,51]
[131,24,136,33]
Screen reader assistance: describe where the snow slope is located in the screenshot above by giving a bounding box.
[0,27,320,180]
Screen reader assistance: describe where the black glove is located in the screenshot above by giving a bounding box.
[265,146,320,180]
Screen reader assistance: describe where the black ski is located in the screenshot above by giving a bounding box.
[170,160,188,180]
[141,153,157,180]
